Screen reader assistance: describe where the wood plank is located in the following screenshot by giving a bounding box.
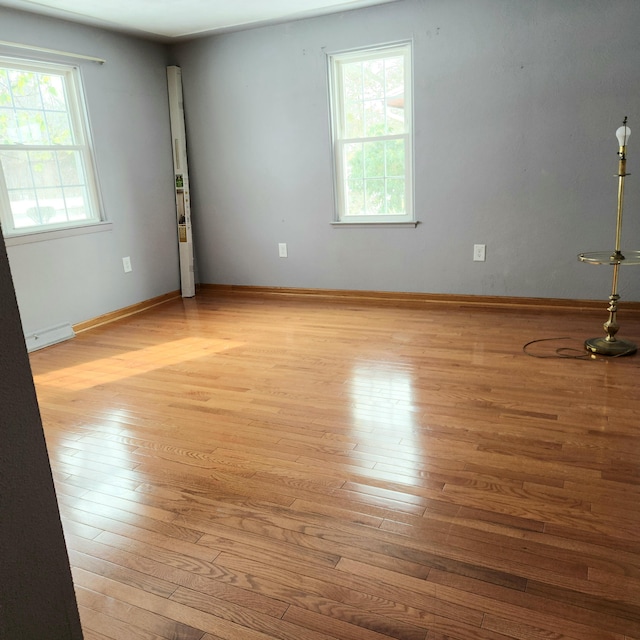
[77,585,206,639]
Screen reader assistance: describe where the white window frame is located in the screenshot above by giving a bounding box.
[0,56,103,238]
[328,42,414,225]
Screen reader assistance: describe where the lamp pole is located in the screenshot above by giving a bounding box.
[583,118,637,356]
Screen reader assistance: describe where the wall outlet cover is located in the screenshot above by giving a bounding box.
[473,244,486,261]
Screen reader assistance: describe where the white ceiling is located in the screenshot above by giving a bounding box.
[0,0,403,41]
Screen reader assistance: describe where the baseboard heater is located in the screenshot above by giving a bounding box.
[25,322,75,352]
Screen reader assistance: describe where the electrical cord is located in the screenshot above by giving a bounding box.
[523,336,637,359]
[522,337,597,360]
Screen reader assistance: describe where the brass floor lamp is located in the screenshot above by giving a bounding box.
[578,118,640,356]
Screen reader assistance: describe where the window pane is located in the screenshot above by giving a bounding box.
[385,139,405,176]
[9,70,42,109]
[386,57,404,135]
[342,63,362,102]
[35,186,64,216]
[364,141,384,178]
[385,57,404,95]
[58,150,85,184]
[386,178,405,214]
[8,188,38,228]
[364,99,385,137]
[26,204,57,225]
[45,110,73,144]
[386,104,404,135]
[16,109,48,144]
[365,178,385,214]
[1,149,96,229]
[4,173,94,228]
[0,69,10,106]
[29,151,61,188]
[0,108,19,143]
[344,143,364,179]
[344,101,363,139]
[363,59,384,99]
[1,151,31,189]
[63,186,91,221]
[346,179,364,215]
[39,74,67,111]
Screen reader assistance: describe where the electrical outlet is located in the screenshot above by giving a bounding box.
[122,256,132,272]
[473,244,486,262]
[278,243,288,258]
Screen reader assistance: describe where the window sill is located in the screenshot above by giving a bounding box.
[4,221,113,246]
[331,220,420,228]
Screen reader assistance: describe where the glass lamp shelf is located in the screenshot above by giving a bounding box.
[578,250,640,265]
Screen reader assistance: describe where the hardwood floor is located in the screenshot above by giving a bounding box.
[29,290,640,640]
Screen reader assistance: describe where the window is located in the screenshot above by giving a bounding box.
[0,57,102,237]
[329,42,413,224]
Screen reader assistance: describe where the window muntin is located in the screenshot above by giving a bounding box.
[0,58,101,236]
[329,43,413,223]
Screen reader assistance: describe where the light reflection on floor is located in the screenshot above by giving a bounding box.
[53,419,140,504]
[350,361,422,484]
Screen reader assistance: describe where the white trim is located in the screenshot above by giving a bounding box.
[331,221,419,228]
[328,40,414,224]
[4,221,113,246]
[327,40,412,63]
[0,40,105,64]
[0,57,105,235]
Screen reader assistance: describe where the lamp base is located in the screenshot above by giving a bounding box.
[584,336,637,356]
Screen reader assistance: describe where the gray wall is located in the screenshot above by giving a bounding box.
[1,8,180,336]
[3,0,640,333]
[0,234,83,639]
[172,0,640,301]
